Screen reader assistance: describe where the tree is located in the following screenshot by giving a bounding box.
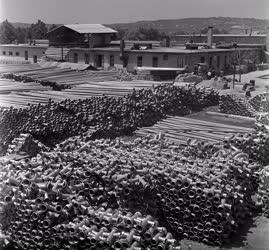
[0,20,17,44]
[125,27,167,41]
[16,27,28,43]
[30,19,48,39]
[200,27,228,34]
[48,24,58,32]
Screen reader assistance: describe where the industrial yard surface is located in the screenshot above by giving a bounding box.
[0,2,269,248]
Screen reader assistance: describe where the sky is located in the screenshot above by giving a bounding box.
[0,0,268,24]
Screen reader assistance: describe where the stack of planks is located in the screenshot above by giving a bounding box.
[0,64,120,87]
[0,80,161,108]
[44,47,70,61]
[135,116,252,145]
[0,64,41,74]
[0,79,50,94]
[62,81,159,97]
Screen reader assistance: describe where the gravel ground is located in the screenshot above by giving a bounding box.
[180,216,269,250]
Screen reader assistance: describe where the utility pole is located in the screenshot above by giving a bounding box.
[232,63,236,89]
[232,44,238,89]
[238,49,241,82]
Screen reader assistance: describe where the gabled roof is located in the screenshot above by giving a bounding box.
[48,24,117,34]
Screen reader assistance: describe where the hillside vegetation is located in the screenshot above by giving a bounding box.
[109,17,269,35]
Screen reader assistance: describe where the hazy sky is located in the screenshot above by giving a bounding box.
[0,0,268,24]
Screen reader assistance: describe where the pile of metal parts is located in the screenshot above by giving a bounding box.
[224,130,269,165]
[5,133,49,157]
[0,135,262,249]
[0,85,219,154]
[219,94,256,117]
[249,93,269,113]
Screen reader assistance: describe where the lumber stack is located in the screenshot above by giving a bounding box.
[0,81,161,108]
[136,116,252,145]
[44,47,70,61]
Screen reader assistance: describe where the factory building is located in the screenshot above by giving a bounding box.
[0,24,268,74]
[175,34,267,45]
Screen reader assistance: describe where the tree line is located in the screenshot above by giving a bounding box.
[0,19,229,44]
[0,19,58,44]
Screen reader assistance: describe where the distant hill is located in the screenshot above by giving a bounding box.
[9,17,269,35]
[108,17,269,35]
[10,22,60,29]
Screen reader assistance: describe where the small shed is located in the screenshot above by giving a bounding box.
[47,24,117,48]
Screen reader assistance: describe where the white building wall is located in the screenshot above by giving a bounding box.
[0,45,47,62]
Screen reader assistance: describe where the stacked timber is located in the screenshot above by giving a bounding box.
[44,47,70,61]
[136,116,252,145]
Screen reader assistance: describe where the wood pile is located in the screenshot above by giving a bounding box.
[44,47,70,61]
[0,79,50,94]
[0,81,161,108]
[136,116,252,145]
[1,65,120,89]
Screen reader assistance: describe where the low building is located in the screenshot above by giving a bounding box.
[0,24,268,75]
[47,24,117,48]
[0,44,47,63]
[66,45,262,73]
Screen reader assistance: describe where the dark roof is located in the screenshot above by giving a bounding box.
[75,46,260,54]
[48,24,117,34]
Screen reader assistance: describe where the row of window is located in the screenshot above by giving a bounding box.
[202,55,227,69]
[1,50,38,62]
[2,51,20,56]
[72,53,228,69]
[73,53,115,67]
[72,53,170,68]
[137,56,159,67]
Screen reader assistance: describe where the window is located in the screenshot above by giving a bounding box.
[224,56,227,67]
[84,53,89,64]
[33,55,37,63]
[163,54,168,60]
[209,56,212,66]
[74,53,78,63]
[152,57,158,67]
[109,55,114,67]
[137,56,143,67]
[94,55,103,68]
[25,51,28,60]
[177,56,184,68]
[200,56,205,63]
[15,52,20,56]
[217,56,220,68]
[2,51,6,55]
[9,51,13,56]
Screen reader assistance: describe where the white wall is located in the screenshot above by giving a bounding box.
[0,45,47,62]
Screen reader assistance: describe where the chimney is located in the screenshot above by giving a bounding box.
[207,26,213,48]
[165,37,170,47]
[120,39,125,58]
[266,27,269,51]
